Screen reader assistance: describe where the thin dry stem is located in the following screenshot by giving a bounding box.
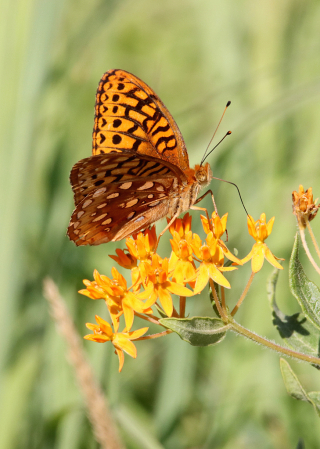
[43,278,124,449]
[299,227,320,275]
[306,221,320,260]
[231,271,255,316]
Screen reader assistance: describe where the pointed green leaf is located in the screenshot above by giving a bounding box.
[280,359,320,417]
[267,267,320,357]
[289,233,320,331]
[308,392,320,415]
[280,358,309,401]
[160,317,229,346]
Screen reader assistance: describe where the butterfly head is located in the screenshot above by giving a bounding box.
[194,163,213,188]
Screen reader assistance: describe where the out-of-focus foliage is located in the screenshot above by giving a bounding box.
[1,0,320,448]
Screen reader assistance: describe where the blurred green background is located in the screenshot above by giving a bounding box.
[1,0,320,447]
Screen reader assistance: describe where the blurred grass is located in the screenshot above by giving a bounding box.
[1,0,320,447]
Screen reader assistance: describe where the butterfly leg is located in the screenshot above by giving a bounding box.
[154,214,180,251]
[194,189,218,214]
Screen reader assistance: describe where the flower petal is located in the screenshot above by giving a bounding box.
[127,327,149,339]
[193,263,210,294]
[113,334,137,358]
[166,281,194,297]
[115,348,125,372]
[207,263,231,289]
[266,216,275,237]
[251,244,265,273]
[122,303,134,331]
[264,246,284,270]
[84,334,109,343]
[157,286,173,316]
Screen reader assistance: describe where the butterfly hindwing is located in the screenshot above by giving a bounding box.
[70,151,187,206]
[67,151,189,245]
[68,179,174,245]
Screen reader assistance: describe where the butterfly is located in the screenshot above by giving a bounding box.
[67,69,215,246]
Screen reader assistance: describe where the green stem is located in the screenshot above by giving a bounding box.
[229,318,320,367]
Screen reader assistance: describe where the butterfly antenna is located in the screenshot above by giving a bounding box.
[212,176,249,217]
[202,130,232,164]
[200,101,231,166]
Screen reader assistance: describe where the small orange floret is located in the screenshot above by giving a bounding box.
[138,254,194,317]
[109,248,137,269]
[292,185,319,229]
[191,231,237,293]
[168,212,192,238]
[79,268,151,332]
[84,315,148,372]
[241,214,283,273]
[201,212,228,238]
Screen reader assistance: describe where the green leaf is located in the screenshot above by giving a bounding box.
[289,233,320,331]
[159,317,229,346]
[280,359,320,417]
[267,267,320,357]
[308,391,320,415]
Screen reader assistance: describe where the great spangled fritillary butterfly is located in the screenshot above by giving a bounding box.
[67,69,214,246]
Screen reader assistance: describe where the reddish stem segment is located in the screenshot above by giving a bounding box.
[180,296,186,317]
[135,329,173,340]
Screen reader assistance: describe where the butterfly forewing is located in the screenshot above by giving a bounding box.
[93,69,190,171]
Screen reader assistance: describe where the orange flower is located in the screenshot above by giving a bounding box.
[84,315,148,372]
[169,226,196,288]
[201,211,228,236]
[292,185,319,229]
[191,232,238,294]
[79,268,151,331]
[125,226,157,288]
[139,254,194,317]
[201,212,241,263]
[241,213,283,273]
[109,248,137,270]
[169,212,192,238]
[126,226,157,260]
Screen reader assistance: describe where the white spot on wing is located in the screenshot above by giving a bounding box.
[119,181,132,189]
[92,187,107,198]
[83,199,93,208]
[137,181,154,190]
[92,213,108,222]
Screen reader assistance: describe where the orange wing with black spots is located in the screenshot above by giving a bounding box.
[92,69,190,171]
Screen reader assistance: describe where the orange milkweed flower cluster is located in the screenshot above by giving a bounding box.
[81,211,282,371]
